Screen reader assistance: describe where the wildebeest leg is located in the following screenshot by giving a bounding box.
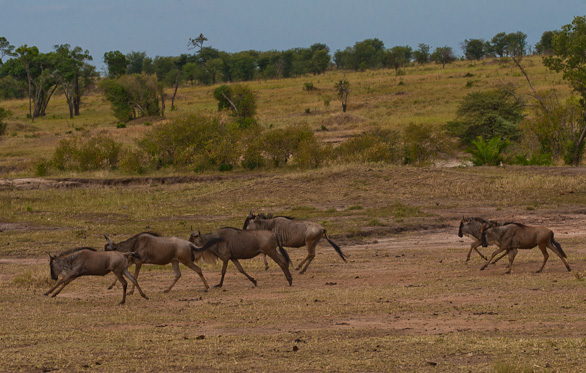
[127,262,142,295]
[230,259,257,286]
[297,240,318,274]
[490,250,508,265]
[262,254,269,270]
[163,260,182,293]
[107,277,118,290]
[504,249,518,274]
[466,240,487,262]
[182,260,210,292]
[536,244,550,273]
[215,260,230,288]
[122,269,148,300]
[44,276,72,296]
[266,250,292,286]
[480,247,506,270]
[114,272,128,305]
[46,274,77,297]
[546,241,572,272]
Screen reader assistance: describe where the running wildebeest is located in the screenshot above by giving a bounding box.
[44,247,148,305]
[480,222,572,274]
[242,211,346,274]
[458,217,510,262]
[104,232,223,293]
[189,227,293,288]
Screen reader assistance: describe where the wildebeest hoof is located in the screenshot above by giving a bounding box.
[252,280,258,286]
[480,266,486,271]
[214,284,223,288]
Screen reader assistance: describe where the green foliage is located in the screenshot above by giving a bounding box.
[303,82,315,91]
[294,135,333,169]
[466,136,509,166]
[337,128,401,163]
[103,50,127,78]
[0,107,9,136]
[100,73,162,122]
[262,124,314,167]
[118,147,149,174]
[213,84,257,124]
[446,88,523,146]
[403,123,452,165]
[52,133,122,171]
[138,114,239,170]
[430,46,456,68]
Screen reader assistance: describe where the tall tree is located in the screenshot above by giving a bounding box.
[52,44,95,118]
[384,45,412,72]
[543,15,586,165]
[0,37,15,64]
[103,50,127,78]
[126,51,148,74]
[462,39,488,60]
[15,45,58,120]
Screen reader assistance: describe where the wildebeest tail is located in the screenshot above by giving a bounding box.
[190,237,224,262]
[276,234,291,265]
[324,229,347,263]
[551,233,567,258]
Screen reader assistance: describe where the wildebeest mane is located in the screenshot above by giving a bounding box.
[56,247,96,258]
[257,213,295,220]
[117,231,161,245]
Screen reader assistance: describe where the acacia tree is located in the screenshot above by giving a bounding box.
[0,37,15,64]
[15,45,59,120]
[52,44,95,118]
[384,46,412,73]
[413,43,430,65]
[543,16,586,165]
[431,46,456,69]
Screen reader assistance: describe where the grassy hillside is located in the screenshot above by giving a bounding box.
[0,56,573,176]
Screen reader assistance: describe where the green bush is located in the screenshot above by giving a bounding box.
[446,88,523,146]
[100,73,162,123]
[138,114,239,170]
[337,128,401,163]
[52,133,122,171]
[262,124,313,167]
[403,123,452,165]
[0,107,9,136]
[466,136,509,166]
[118,147,149,174]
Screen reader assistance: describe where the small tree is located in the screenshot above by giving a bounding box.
[413,43,430,65]
[384,46,412,73]
[103,50,127,78]
[213,84,257,125]
[334,76,349,112]
[543,16,586,165]
[431,46,456,69]
[462,39,488,60]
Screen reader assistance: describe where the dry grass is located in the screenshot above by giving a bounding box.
[1,58,586,371]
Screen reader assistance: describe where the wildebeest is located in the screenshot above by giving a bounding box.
[458,217,508,262]
[44,247,148,305]
[242,211,346,274]
[480,223,572,274]
[104,232,223,293]
[189,227,293,288]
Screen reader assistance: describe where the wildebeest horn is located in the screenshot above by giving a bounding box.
[104,235,113,246]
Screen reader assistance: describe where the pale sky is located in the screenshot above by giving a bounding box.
[1,0,584,72]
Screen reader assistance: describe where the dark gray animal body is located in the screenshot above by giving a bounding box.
[243,212,346,274]
[104,232,222,293]
[458,217,508,262]
[480,223,571,274]
[189,227,292,288]
[45,247,148,305]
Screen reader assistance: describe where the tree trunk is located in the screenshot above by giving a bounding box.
[73,74,81,116]
[171,81,179,110]
[573,110,586,166]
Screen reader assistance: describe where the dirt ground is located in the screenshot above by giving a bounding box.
[2,174,586,371]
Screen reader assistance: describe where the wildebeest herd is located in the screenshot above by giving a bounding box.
[44,213,572,304]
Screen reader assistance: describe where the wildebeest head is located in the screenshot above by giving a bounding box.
[480,224,490,247]
[458,216,469,237]
[103,235,115,251]
[189,226,203,246]
[48,253,59,280]
[242,210,256,230]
